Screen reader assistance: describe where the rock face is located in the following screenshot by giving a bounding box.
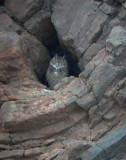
[0,0,126,160]
[0,31,50,108]
[0,32,50,84]
[52,0,108,59]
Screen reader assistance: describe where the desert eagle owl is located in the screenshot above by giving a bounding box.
[46,55,69,89]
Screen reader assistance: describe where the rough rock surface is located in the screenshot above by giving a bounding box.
[52,0,108,59]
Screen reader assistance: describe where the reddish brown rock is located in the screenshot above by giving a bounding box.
[21,32,51,79]
[0,31,50,107]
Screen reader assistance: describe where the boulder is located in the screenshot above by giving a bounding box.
[0,31,50,84]
[0,32,29,84]
[52,0,108,59]
[4,0,43,22]
[0,31,51,108]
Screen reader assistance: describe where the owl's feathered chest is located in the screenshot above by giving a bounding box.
[46,55,69,89]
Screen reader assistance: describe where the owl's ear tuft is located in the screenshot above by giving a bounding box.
[62,55,65,59]
[55,53,58,58]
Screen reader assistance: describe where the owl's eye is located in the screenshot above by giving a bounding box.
[59,68,63,72]
[49,66,55,72]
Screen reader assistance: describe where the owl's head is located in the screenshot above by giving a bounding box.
[48,54,68,76]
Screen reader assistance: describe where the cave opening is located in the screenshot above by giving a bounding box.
[31,17,81,89]
[38,42,81,89]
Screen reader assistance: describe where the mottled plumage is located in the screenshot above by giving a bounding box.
[46,55,68,89]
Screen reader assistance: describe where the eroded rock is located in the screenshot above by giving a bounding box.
[52,0,108,59]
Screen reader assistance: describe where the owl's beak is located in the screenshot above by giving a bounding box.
[54,72,58,76]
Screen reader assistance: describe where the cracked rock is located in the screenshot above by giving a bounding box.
[52,0,108,59]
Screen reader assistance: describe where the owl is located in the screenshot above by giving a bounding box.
[46,54,69,89]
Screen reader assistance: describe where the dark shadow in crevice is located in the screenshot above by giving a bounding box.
[0,0,4,5]
[55,46,81,77]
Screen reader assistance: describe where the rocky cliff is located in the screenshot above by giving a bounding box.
[0,0,126,159]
